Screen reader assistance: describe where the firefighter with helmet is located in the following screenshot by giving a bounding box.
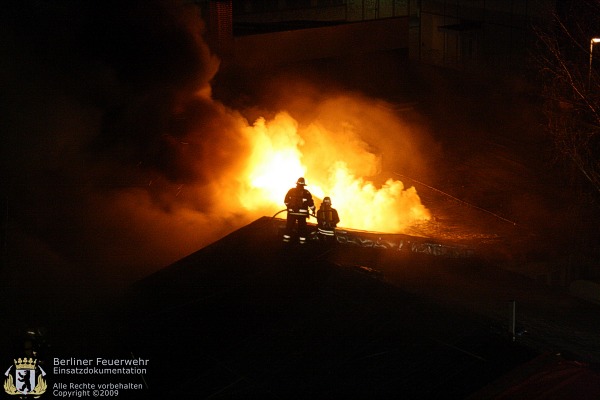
[283,177,315,244]
[316,196,340,242]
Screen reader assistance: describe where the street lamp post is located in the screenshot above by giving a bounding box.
[588,38,600,88]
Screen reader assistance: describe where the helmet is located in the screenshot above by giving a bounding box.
[323,197,331,205]
[296,177,306,186]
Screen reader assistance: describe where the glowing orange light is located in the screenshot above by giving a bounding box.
[239,113,306,210]
[237,109,430,233]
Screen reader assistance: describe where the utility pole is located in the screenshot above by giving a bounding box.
[588,38,600,89]
[509,300,516,342]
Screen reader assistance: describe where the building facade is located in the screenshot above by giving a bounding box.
[418,0,556,74]
[199,0,556,74]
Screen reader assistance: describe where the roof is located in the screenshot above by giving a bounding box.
[25,215,600,398]
[120,217,545,398]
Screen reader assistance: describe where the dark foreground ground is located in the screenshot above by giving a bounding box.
[14,216,598,399]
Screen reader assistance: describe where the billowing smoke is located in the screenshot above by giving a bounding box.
[0,0,434,311]
[0,0,249,299]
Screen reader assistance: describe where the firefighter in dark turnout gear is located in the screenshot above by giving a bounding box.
[316,196,340,242]
[283,177,315,244]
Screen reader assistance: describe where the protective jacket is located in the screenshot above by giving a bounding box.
[317,205,340,236]
[284,186,315,217]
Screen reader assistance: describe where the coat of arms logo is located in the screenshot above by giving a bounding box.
[4,358,47,398]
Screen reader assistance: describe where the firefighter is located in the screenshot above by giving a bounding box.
[316,196,340,243]
[283,177,315,244]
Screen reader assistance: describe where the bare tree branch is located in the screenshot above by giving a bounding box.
[534,1,600,197]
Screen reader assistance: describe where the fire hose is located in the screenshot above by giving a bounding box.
[271,209,316,219]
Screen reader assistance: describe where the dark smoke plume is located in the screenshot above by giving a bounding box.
[0,0,250,313]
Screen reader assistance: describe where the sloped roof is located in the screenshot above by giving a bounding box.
[122,217,545,398]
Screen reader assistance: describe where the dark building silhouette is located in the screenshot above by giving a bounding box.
[199,0,556,74]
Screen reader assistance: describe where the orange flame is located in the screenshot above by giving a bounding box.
[238,110,430,233]
[239,113,306,210]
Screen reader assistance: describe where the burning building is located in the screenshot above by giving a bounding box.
[0,0,438,304]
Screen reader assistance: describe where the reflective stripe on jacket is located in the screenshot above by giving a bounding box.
[317,227,335,236]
